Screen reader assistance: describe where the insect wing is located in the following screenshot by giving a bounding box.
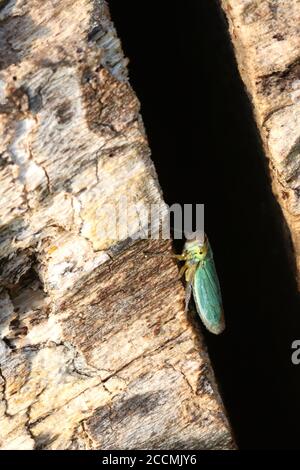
[192,254,225,334]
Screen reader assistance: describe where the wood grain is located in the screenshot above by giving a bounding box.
[0,0,234,449]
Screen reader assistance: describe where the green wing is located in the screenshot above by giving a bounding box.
[192,247,225,335]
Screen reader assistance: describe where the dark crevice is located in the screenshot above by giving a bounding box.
[109,0,300,449]
[2,260,48,348]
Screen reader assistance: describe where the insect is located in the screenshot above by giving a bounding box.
[175,234,225,335]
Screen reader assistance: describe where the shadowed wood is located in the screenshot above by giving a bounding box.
[221,0,300,287]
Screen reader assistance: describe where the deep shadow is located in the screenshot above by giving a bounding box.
[109,0,300,448]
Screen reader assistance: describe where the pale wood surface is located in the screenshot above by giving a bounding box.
[0,0,234,449]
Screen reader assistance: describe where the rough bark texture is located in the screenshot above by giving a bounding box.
[0,0,234,450]
[221,0,300,285]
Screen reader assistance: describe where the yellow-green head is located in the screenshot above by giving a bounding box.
[183,236,208,264]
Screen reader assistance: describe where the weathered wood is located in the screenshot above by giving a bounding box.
[0,0,234,449]
[221,0,300,286]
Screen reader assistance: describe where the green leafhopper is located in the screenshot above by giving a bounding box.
[175,234,225,335]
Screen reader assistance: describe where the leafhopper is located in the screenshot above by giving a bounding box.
[175,234,225,334]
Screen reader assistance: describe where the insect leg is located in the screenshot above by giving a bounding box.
[171,254,187,261]
[177,263,188,279]
[185,280,192,312]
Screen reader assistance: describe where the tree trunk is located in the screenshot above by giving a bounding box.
[0,0,234,449]
[221,0,300,287]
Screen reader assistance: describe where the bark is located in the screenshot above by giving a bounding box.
[221,0,300,286]
[0,0,235,449]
